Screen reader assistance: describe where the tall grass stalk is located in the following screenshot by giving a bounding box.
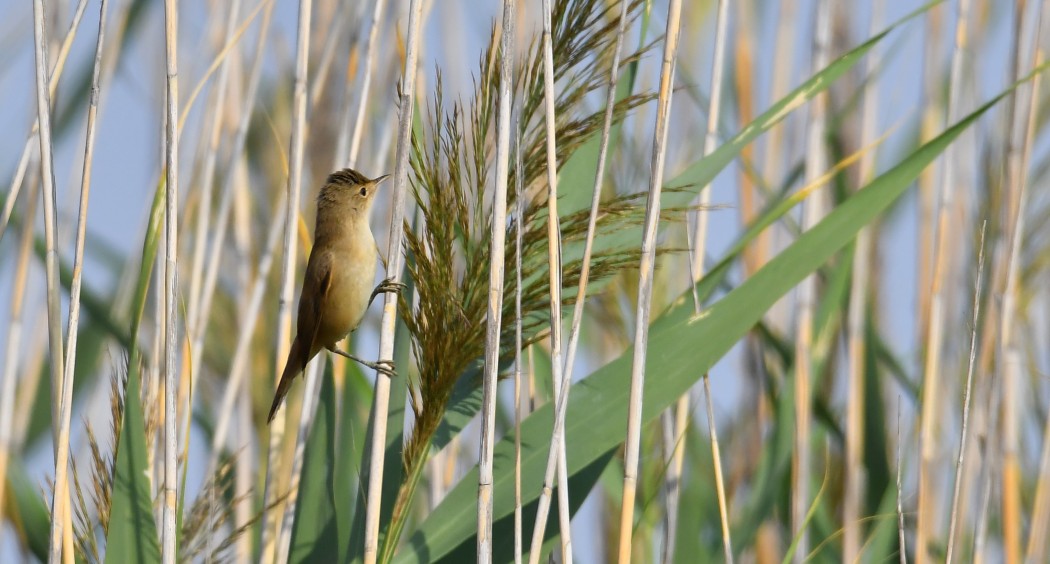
[260,0,313,560]
[0,173,40,533]
[916,3,945,362]
[618,1,682,561]
[513,105,526,564]
[50,1,108,562]
[945,221,986,564]
[365,1,424,561]
[844,2,882,560]
[538,1,573,558]
[917,0,970,560]
[29,0,75,560]
[161,0,181,559]
[678,0,732,560]
[998,2,1043,559]
[1026,34,1050,564]
[477,1,515,560]
[528,0,631,559]
[792,1,831,561]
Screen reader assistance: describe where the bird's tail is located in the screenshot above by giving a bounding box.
[268,337,306,423]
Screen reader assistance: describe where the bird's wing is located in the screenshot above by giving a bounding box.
[297,250,333,359]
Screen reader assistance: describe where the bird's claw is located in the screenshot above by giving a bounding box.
[331,349,397,378]
[365,359,397,379]
[368,278,407,308]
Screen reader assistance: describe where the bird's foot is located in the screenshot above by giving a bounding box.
[368,277,407,308]
[332,348,397,378]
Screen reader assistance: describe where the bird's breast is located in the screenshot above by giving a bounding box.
[317,225,377,345]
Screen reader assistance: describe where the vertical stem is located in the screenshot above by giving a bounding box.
[917,0,970,560]
[260,0,313,560]
[538,1,573,558]
[365,1,424,562]
[478,1,515,561]
[30,0,72,559]
[161,0,181,560]
[945,222,986,564]
[1027,33,1050,552]
[998,2,1043,560]
[50,0,109,562]
[792,1,830,561]
[844,2,882,560]
[618,1,682,562]
[513,102,526,564]
[0,173,40,531]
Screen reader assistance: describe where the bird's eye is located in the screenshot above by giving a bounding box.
[359,187,367,197]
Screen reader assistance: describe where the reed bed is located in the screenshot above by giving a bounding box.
[2,0,1050,562]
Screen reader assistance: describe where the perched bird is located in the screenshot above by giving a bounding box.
[268,169,401,423]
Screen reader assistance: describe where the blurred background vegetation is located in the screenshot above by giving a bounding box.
[1,0,1049,562]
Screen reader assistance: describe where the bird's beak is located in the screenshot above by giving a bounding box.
[373,174,391,185]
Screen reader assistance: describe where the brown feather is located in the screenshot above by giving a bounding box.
[267,256,333,422]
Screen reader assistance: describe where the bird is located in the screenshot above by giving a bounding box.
[268,168,402,423]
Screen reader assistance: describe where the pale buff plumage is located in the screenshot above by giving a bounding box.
[268,169,389,422]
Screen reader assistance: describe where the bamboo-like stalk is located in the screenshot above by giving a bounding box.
[276,358,324,562]
[617,1,682,562]
[535,1,574,559]
[676,0,732,560]
[337,0,387,168]
[998,2,1044,560]
[792,2,831,561]
[844,2,882,560]
[0,0,89,247]
[1028,42,1050,554]
[364,1,423,562]
[160,0,181,559]
[945,222,986,564]
[29,0,74,560]
[234,390,253,562]
[732,0,757,273]
[916,3,945,368]
[49,0,108,562]
[477,1,515,560]
[917,0,970,560]
[513,101,526,564]
[527,0,630,559]
[0,172,40,531]
[260,0,313,560]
